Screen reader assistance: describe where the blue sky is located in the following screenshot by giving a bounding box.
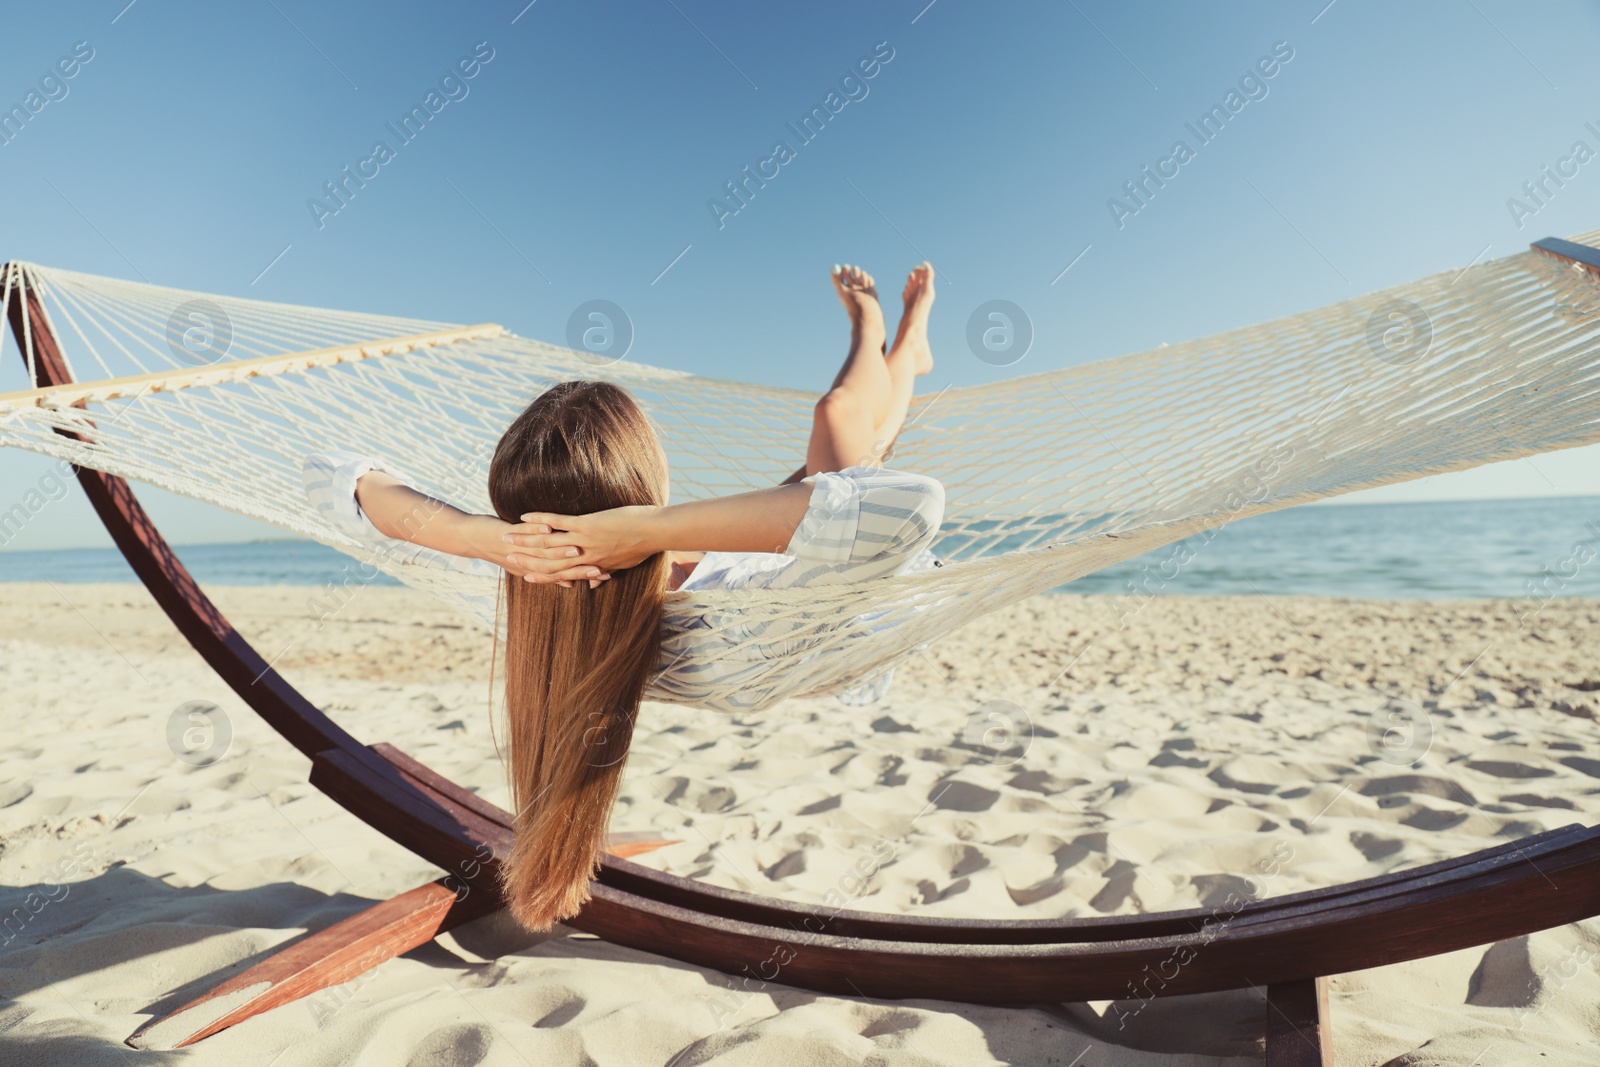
[3,0,1599,549]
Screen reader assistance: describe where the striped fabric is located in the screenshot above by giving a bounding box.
[301,452,944,711]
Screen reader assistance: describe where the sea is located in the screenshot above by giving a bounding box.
[2,495,1597,601]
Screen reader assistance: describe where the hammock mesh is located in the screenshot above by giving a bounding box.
[2,237,1599,708]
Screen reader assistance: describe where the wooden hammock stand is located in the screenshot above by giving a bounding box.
[6,245,1599,1065]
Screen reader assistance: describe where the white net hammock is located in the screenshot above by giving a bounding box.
[3,237,1600,710]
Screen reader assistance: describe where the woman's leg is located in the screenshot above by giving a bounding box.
[876,262,936,451]
[786,263,936,481]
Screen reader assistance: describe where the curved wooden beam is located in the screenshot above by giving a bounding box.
[316,743,1600,1004]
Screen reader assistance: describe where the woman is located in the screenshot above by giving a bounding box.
[302,263,941,931]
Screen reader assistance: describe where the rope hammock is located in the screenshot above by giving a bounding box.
[3,236,1599,710]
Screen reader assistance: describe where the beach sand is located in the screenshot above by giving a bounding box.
[1,580,1597,1065]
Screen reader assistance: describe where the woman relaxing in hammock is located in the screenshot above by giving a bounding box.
[302,263,940,930]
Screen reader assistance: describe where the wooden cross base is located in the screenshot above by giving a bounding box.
[125,830,677,1050]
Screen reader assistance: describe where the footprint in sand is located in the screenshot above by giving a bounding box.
[1006,769,1084,794]
[532,996,586,1029]
[1206,759,1279,795]
[1400,806,1471,831]
[1005,875,1064,906]
[796,794,841,815]
[915,877,971,905]
[1350,831,1405,862]
[1502,793,1576,809]
[1149,736,1209,768]
[1088,860,1139,912]
[1189,873,1262,910]
[1466,759,1556,779]
[876,755,909,787]
[1558,755,1600,778]
[928,779,1000,812]
[764,852,806,880]
[663,777,738,813]
[1465,936,1539,1009]
[404,1023,494,1066]
[1359,774,1477,806]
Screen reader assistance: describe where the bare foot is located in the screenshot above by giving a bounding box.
[831,264,885,347]
[889,261,935,375]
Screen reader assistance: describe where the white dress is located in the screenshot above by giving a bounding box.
[302,452,944,712]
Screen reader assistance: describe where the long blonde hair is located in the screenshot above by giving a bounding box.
[488,380,670,930]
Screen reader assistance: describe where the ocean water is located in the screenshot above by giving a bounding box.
[0,539,406,589]
[1063,494,1600,600]
[1,495,1597,601]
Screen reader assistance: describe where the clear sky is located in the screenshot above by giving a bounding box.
[2,0,1599,550]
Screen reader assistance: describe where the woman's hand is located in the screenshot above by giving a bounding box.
[501,504,664,586]
[455,515,521,568]
[450,513,604,589]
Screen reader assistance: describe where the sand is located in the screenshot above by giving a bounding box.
[1,580,1597,1065]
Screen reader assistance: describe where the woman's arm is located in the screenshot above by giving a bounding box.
[503,481,815,582]
[354,470,564,578]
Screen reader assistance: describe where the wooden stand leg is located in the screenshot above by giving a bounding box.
[125,879,492,1050]
[125,834,678,1049]
[1264,977,1333,1067]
